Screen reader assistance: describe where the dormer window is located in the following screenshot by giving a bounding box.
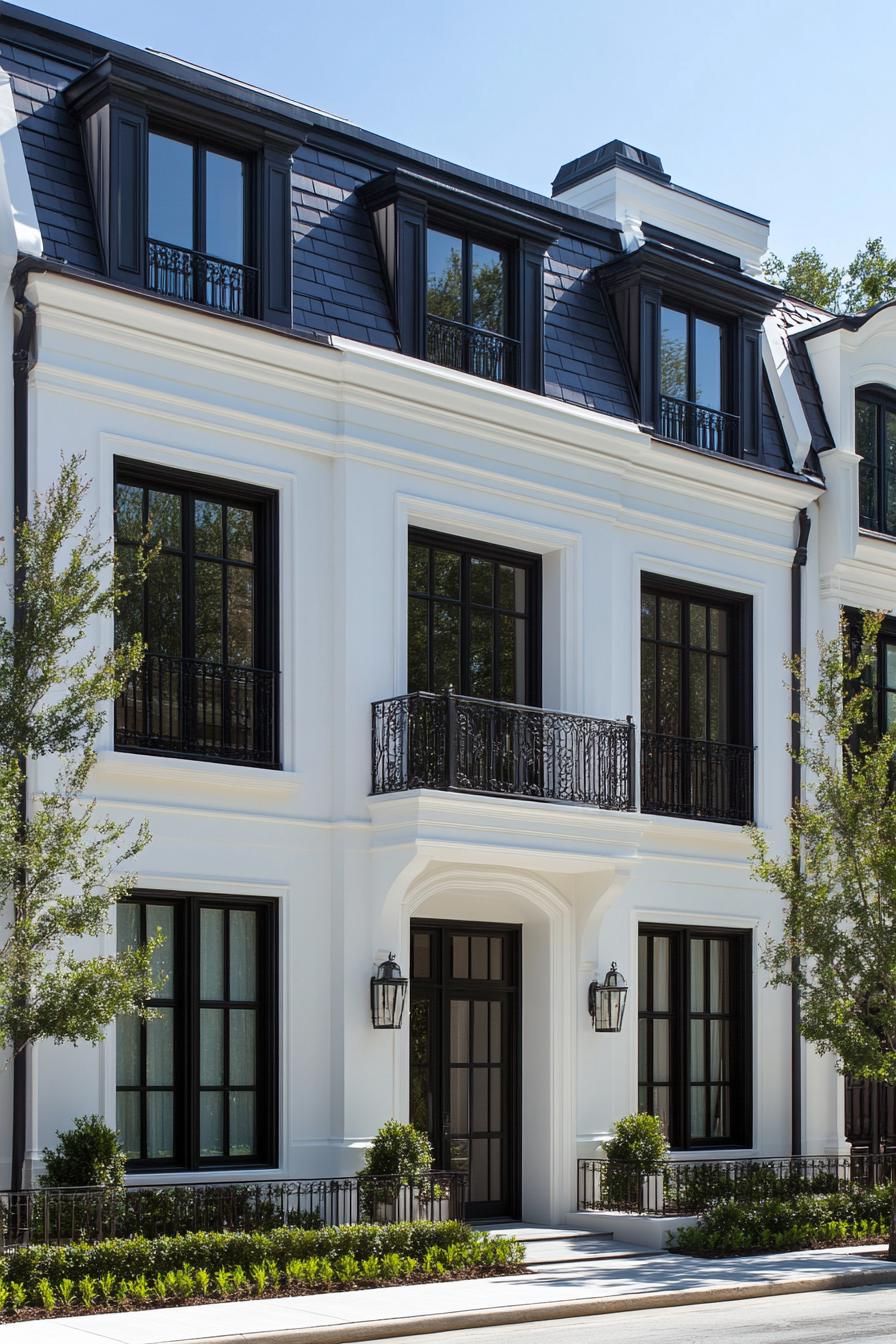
[856,387,896,535]
[147,132,254,317]
[425,228,516,384]
[659,306,737,455]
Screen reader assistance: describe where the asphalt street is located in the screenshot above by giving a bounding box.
[373,1284,896,1343]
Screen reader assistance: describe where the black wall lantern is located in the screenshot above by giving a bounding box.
[370,953,408,1029]
[588,962,628,1033]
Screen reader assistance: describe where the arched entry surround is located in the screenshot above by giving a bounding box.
[381,864,576,1224]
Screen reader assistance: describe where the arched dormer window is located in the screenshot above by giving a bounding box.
[856,385,896,535]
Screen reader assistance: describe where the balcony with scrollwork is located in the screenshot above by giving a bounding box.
[426,315,520,386]
[146,239,258,318]
[371,691,635,810]
[659,395,739,457]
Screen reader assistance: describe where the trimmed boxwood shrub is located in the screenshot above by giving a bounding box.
[1,1221,521,1298]
[671,1187,892,1255]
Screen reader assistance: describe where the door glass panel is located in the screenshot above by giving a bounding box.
[472,1068,489,1130]
[195,561,223,663]
[227,568,254,666]
[471,1136,488,1201]
[690,1086,706,1139]
[146,1093,174,1159]
[489,1000,502,1060]
[473,1000,489,1062]
[452,937,469,980]
[229,1092,255,1156]
[412,932,431,979]
[689,652,708,739]
[408,597,429,692]
[641,642,656,732]
[147,554,183,656]
[230,910,257,1000]
[690,940,705,1011]
[489,937,503,981]
[694,319,722,410]
[470,613,493,697]
[149,133,194,248]
[200,1092,224,1156]
[432,604,460,691]
[200,908,225,999]
[200,1008,224,1086]
[205,151,245,263]
[658,648,680,734]
[450,1067,469,1134]
[450,999,469,1062]
[427,230,463,322]
[660,307,688,400]
[653,937,670,1012]
[470,937,489,980]
[471,243,505,333]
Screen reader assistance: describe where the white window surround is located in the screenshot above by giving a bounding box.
[95,432,298,774]
[392,493,584,713]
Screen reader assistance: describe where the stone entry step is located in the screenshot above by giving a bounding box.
[473,1221,654,1263]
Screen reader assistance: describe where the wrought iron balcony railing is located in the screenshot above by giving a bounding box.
[371,690,635,810]
[659,395,740,456]
[116,653,278,766]
[640,730,753,824]
[146,239,258,317]
[426,314,520,385]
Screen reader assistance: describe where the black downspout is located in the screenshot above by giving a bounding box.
[10,258,49,1193]
[791,507,811,1158]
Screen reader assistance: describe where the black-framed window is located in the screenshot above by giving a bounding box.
[425,226,517,384]
[640,576,753,822]
[659,304,736,454]
[116,893,277,1171]
[638,926,751,1149]
[856,388,896,535]
[114,460,279,766]
[146,130,255,316]
[407,529,540,704]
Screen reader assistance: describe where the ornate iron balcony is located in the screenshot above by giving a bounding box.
[659,395,740,456]
[426,315,520,385]
[640,730,753,824]
[371,691,635,810]
[146,239,258,317]
[115,653,278,766]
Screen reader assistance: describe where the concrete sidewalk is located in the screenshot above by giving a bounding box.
[3,1242,896,1344]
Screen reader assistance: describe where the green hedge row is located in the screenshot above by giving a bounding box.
[672,1187,892,1255]
[0,1222,524,1315]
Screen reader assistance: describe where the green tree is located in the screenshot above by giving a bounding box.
[0,458,158,1190]
[749,611,896,1256]
[763,247,843,311]
[843,238,896,312]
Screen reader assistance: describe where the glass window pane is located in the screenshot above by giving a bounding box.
[205,151,246,264]
[432,603,460,692]
[433,550,460,598]
[471,243,505,333]
[641,641,656,732]
[709,608,728,652]
[408,596,429,692]
[710,1020,730,1083]
[194,499,223,554]
[116,1013,140,1087]
[230,909,257,1000]
[117,902,140,955]
[412,931,431,979]
[116,1091,141,1159]
[148,490,182,549]
[886,412,896,534]
[470,557,493,605]
[200,1092,224,1157]
[472,1067,488,1130]
[427,229,463,322]
[659,597,681,642]
[470,612,493,698]
[148,905,175,998]
[408,543,429,593]
[710,939,730,1012]
[887,692,896,729]
[146,553,183,657]
[195,560,223,663]
[450,999,469,1061]
[200,1007,225,1086]
[709,655,728,742]
[690,1086,707,1139]
[660,307,688,400]
[638,935,648,1005]
[452,937,469,980]
[690,1019,705,1083]
[641,593,656,639]
[498,564,524,611]
[690,939,705,1012]
[149,133,194,249]
[473,1001,489,1063]
[116,483,144,542]
[694,319,722,410]
[147,1092,174,1160]
[711,1084,730,1138]
[200,908,225,999]
[690,603,707,649]
[450,1067,469,1135]
[227,507,254,562]
[490,937,503,981]
[658,647,681,734]
[489,1000,501,1060]
[227,568,254,666]
[653,937,670,1012]
[886,643,896,690]
[229,1009,256,1086]
[229,1092,255,1156]
[115,544,142,646]
[654,1087,671,1137]
[689,652,708,739]
[652,1019,670,1083]
[499,614,525,703]
[856,400,879,527]
[470,937,489,980]
[147,1008,174,1086]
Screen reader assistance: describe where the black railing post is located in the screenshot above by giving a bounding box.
[626,715,636,810]
[445,686,457,789]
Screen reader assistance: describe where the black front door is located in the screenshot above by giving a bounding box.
[410,920,520,1220]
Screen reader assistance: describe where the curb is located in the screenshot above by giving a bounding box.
[183,1263,896,1344]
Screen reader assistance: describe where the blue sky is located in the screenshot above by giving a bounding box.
[21,0,894,265]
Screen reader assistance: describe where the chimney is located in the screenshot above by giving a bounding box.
[552,140,769,277]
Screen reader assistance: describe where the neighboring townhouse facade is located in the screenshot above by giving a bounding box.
[0,3,884,1222]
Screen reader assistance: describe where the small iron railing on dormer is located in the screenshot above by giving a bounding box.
[659,395,739,457]
[426,314,519,386]
[146,239,258,318]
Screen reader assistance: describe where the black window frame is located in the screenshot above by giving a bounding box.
[426,220,514,334]
[658,298,738,454]
[407,527,542,706]
[147,126,253,270]
[855,386,896,537]
[113,457,280,768]
[659,302,732,412]
[117,891,279,1174]
[638,924,752,1150]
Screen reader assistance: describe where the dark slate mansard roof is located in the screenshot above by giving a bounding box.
[0,4,818,472]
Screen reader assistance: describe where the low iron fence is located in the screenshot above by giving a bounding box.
[0,1171,467,1248]
[577,1154,896,1216]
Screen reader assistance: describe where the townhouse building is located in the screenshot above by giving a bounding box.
[0,3,887,1223]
